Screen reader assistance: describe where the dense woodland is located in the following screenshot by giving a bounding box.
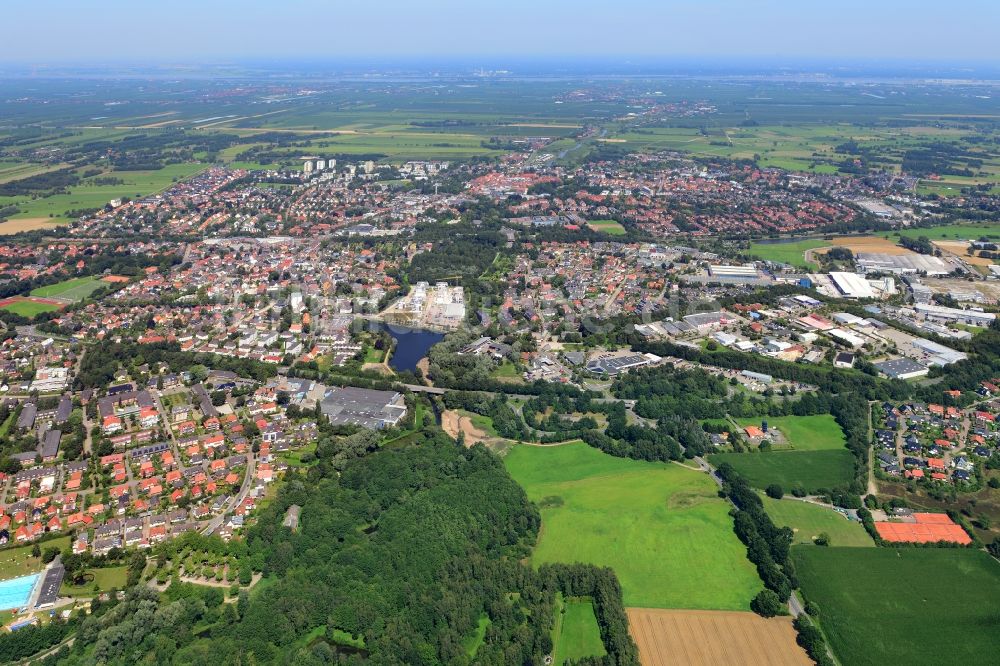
[37,432,637,665]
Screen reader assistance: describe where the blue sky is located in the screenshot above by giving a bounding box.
[4,0,999,63]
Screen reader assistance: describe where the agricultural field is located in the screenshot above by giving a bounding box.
[793,547,1000,666]
[735,414,846,452]
[0,161,70,185]
[30,275,105,302]
[749,223,1000,270]
[707,449,855,493]
[760,496,874,547]
[586,219,627,235]
[0,163,205,223]
[893,222,1000,242]
[505,442,762,610]
[627,608,810,666]
[551,595,606,665]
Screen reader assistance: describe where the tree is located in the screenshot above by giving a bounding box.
[765,484,784,500]
[31,544,41,558]
[750,589,783,617]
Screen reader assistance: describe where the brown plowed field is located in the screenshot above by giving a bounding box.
[627,608,810,666]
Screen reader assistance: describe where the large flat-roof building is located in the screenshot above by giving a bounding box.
[875,358,930,380]
[855,253,953,276]
[914,303,996,327]
[830,272,875,299]
[320,387,407,429]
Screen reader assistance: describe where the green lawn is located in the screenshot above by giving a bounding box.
[491,360,522,381]
[363,346,385,364]
[0,300,61,317]
[708,449,855,493]
[30,275,105,301]
[735,414,846,452]
[60,565,129,597]
[761,496,874,547]
[0,537,70,579]
[552,596,606,665]
[794,547,1000,666]
[505,442,762,610]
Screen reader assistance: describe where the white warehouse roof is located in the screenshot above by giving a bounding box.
[830,272,875,299]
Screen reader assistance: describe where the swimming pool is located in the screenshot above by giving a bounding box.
[0,573,40,611]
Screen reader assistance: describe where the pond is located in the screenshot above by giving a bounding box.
[371,323,444,372]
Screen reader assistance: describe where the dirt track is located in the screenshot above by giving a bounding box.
[627,608,810,666]
[441,410,488,446]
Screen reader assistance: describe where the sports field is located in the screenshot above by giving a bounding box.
[586,219,627,235]
[735,414,846,452]
[793,547,1000,666]
[505,442,762,610]
[552,596,606,665]
[627,608,810,666]
[760,496,874,547]
[707,449,855,493]
[0,297,62,317]
[30,275,105,302]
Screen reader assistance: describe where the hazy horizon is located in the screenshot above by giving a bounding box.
[4,0,999,65]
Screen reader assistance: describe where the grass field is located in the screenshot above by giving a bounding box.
[0,163,205,222]
[761,496,874,547]
[893,222,1000,242]
[747,239,829,269]
[586,219,627,235]
[0,299,61,317]
[505,442,762,610]
[552,595,606,665]
[0,537,70,579]
[708,449,855,493]
[793,547,1000,666]
[30,275,105,301]
[735,415,846,452]
[60,566,129,597]
[461,614,490,658]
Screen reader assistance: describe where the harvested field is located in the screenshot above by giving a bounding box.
[627,608,810,666]
[442,409,488,446]
[933,240,996,266]
[828,236,912,254]
[0,218,67,235]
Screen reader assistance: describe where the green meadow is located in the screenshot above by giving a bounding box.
[761,496,874,547]
[747,239,828,269]
[551,595,606,665]
[505,442,762,610]
[735,414,847,452]
[0,163,205,222]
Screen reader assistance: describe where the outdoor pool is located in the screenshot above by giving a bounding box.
[0,573,39,611]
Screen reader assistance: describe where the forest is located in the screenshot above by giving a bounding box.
[41,432,637,665]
